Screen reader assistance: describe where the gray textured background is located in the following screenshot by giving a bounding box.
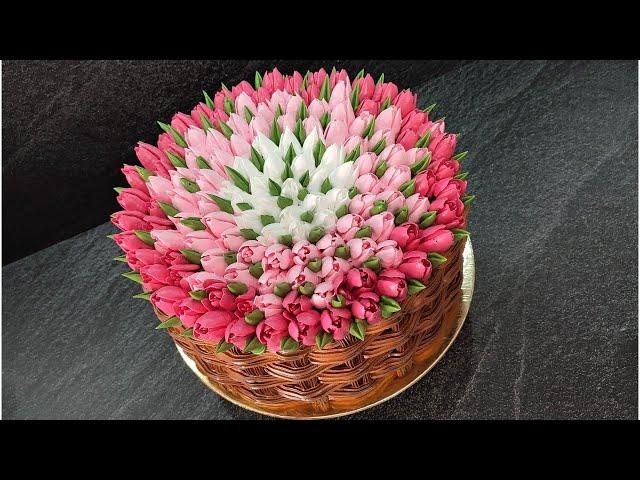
[3,60,638,419]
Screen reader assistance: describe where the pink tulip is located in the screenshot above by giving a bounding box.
[256,315,289,352]
[151,230,186,255]
[282,290,313,316]
[430,132,457,163]
[146,176,173,204]
[121,165,149,194]
[150,285,188,317]
[397,251,432,281]
[353,152,378,175]
[405,194,430,223]
[288,310,322,347]
[320,308,352,341]
[175,298,209,328]
[378,144,409,168]
[348,194,377,219]
[144,214,173,231]
[375,190,405,214]
[401,110,428,132]
[359,99,379,116]
[237,240,266,265]
[111,210,150,232]
[319,257,350,282]
[224,262,259,289]
[354,173,380,195]
[116,188,150,213]
[185,231,218,253]
[408,225,455,253]
[157,131,184,158]
[350,291,381,325]
[311,280,338,309]
[125,248,165,271]
[113,231,152,254]
[324,120,349,145]
[373,82,399,103]
[315,234,344,257]
[375,106,402,139]
[220,228,245,252]
[202,279,235,311]
[376,240,403,268]
[286,264,321,288]
[414,169,437,197]
[234,286,258,319]
[389,223,420,249]
[365,212,395,242]
[193,310,235,343]
[354,74,376,100]
[258,268,287,295]
[393,90,417,117]
[200,247,229,275]
[190,102,215,129]
[140,264,172,291]
[263,244,295,271]
[375,269,408,300]
[397,129,420,149]
[345,267,377,292]
[167,263,200,287]
[432,178,467,198]
[336,214,365,242]
[347,237,377,266]
[291,240,320,266]
[377,165,411,191]
[185,271,222,292]
[135,142,172,179]
[254,294,283,317]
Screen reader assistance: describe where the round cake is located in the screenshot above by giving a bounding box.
[111,68,473,413]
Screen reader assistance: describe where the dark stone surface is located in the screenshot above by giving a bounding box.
[1,59,464,265]
[2,60,637,419]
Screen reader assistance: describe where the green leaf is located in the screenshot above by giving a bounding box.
[381,304,400,318]
[250,146,264,172]
[369,200,387,216]
[134,230,155,246]
[284,144,296,165]
[380,295,401,309]
[216,340,234,353]
[362,118,375,139]
[208,194,234,214]
[157,201,179,217]
[249,262,264,279]
[315,331,333,350]
[278,234,293,247]
[268,179,282,196]
[345,144,360,163]
[313,140,326,167]
[380,97,392,111]
[217,119,234,139]
[281,162,294,182]
[180,178,200,193]
[180,328,193,338]
[335,204,348,219]
[189,290,207,300]
[236,202,253,211]
[277,196,294,209]
[180,249,203,265]
[134,165,152,182]
[320,178,332,194]
[240,228,259,240]
[427,253,447,266]
[348,186,358,199]
[223,96,235,115]
[419,211,437,229]
[377,73,385,85]
[319,75,331,101]
[349,319,367,341]
[243,106,254,123]
[299,170,310,188]
[199,113,213,132]
[410,152,431,176]
[354,225,372,238]
[452,228,470,242]
[454,171,469,180]
[156,316,182,329]
[243,335,265,354]
[452,151,468,162]
[180,217,206,231]
[165,150,186,168]
[307,258,322,272]
[297,187,309,201]
[245,309,264,326]
[334,245,350,259]
[294,118,306,144]
[114,254,128,263]
[254,71,263,89]
[308,226,325,243]
[227,282,248,295]
[274,103,284,118]
[394,206,408,226]
[415,130,432,148]
[298,100,308,120]
[273,282,292,298]
[196,156,212,169]
[270,117,281,144]
[225,166,251,193]
[280,336,299,353]
[133,291,152,300]
[355,69,365,80]
[320,111,331,130]
[462,194,476,206]
[374,160,388,178]
[260,214,276,226]
[423,103,437,113]
[300,210,314,223]
[203,90,215,110]
[407,279,426,295]
[223,252,237,265]
[157,121,187,148]
[349,83,361,111]
[371,138,386,155]
[399,179,416,197]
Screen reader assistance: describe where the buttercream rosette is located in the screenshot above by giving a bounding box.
[111,68,473,354]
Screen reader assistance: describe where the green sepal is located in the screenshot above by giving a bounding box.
[355,69,365,80]
[315,331,333,350]
[133,291,152,300]
[362,256,381,272]
[180,178,200,193]
[250,146,264,172]
[427,252,447,266]
[196,156,212,169]
[371,138,386,155]
[354,225,372,238]
[300,210,314,223]
[313,140,326,167]
[243,336,265,354]
[297,188,309,201]
[216,340,234,353]
[224,166,251,193]
[223,252,237,265]
[374,160,388,178]
[249,262,264,279]
[319,75,331,101]
[350,83,361,111]
[298,281,316,296]
[244,309,265,326]
[254,71,263,89]
[277,196,294,209]
[180,217,206,231]
[284,144,296,165]
[399,179,416,197]
[320,178,332,194]
[156,316,182,330]
[243,106,254,124]
[330,294,346,308]
[380,295,401,309]
[307,258,322,272]
[462,195,476,206]
[281,162,294,182]
[452,151,468,162]
[261,214,276,226]
[380,97,392,111]
[334,245,350,259]
[407,279,426,295]
[418,211,436,229]
[180,328,193,338]
[199,113,213,132]
[335,204,348,219]
[157,121,187,148]
[227,282,248,295]
[278,234,293,247]
[273,282,292,298]
[180,249,203,265]
[349,319,368,341]
[274,103,284,118]
[189,290,207,301]
[208,194,234,214]
[217,119,234,139]
[134,230,155,246]
[134,165,152,182]
[298,100,308,119]
[165,150,186,168]
[280,336,300,353]
[203,90,214,110]
[362,118,375,139]
[223,96,235,115]
[348,186,358,199]
[414,130,432,148]
[410,152,431,176]
[423,103,437,113]
[370,200,387,216]
[452,228,470,242]
[122,271,142,284]
[376,73,385,85]
[295,119,306,144]
[308,226,325,244]
[114,254,128,263]
[454,172,469,180]
[240,229,259,240]
[320,112,331,129]
[236,202,253,211]
[157,201,179,217]
[345,144,361,163]
[268,179,282,196]
[270,117,281,144]
[394,206,409,226]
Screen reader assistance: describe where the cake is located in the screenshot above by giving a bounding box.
[111,68,473,413]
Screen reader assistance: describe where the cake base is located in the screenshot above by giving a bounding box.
[175,239,475,419]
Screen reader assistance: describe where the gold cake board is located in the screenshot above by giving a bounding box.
[176,239,475,419]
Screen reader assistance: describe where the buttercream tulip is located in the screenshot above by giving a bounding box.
[263,244,295,271]
[158,131,184,158]
[348,194,376,219]
[162,249,190,266]
[283,71,304,94]
[349,111,374,137]
[234,286,257,319]
[315,234,344,257]
[350,291,382,325]
[292,240,320,266]
[354,173,380,195]
[262,68,286,93]
[324,120,349,145]
[377,165,411,191]
[193,310,234,343]
[257,268,287,295]
[311,280,338,309]
[286,264,321,288]
[375,190,405,214]
[373,82,399,103]
[376,240,403,268]
[401,110,428,133]
[405,194,431,223]
[397,251,432,281]
[414,169,437,197]
[135,142,172,179]
[410,225,455,253]
[397,129,420,150]
[175,298,208,328]
[121,165,149,194]
[111,210,150,232]
[288,310,322,346]
[347,237,377,266]
[336,214,365,241]
[185,271,221,292]
[256,315,289,352]
[113,231,152,254]
[353,152,377,175]
[319,257,350,282]
[147,176,173,204]
[126,248,165,271]
[200,248,229,275]
[330,69,350,89]
[430,191,465,229]
[393,90,417,117]
[430,133,457,163]
[375,107,402,139]
[389,223,420,249]
[254,294,283,317]
[144,214,173,230]
[359,99,379,116]
[185,231,218,253]
[190,102,215,129]
[345,267,377,292]
[225,318,256,349]
[354,74,376,100]
[375,269,408,300]
[224,262,260,289]
[220,228,245,252]
[320,308,352,341]
[378,144,409,168]
[140,264,172,291]
[365,212,395,242]
[203,279,236,311]
[117,188,150,213]
[237,240,266,265]
[150,285,188,317]
[231,80,254,99]
[282,290,313,317]
[433,178,467,198]
[168,263,200,286]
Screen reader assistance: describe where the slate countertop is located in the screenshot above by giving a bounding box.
[3,60,637,419]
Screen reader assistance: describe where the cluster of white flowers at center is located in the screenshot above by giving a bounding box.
[216,127,357,245]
